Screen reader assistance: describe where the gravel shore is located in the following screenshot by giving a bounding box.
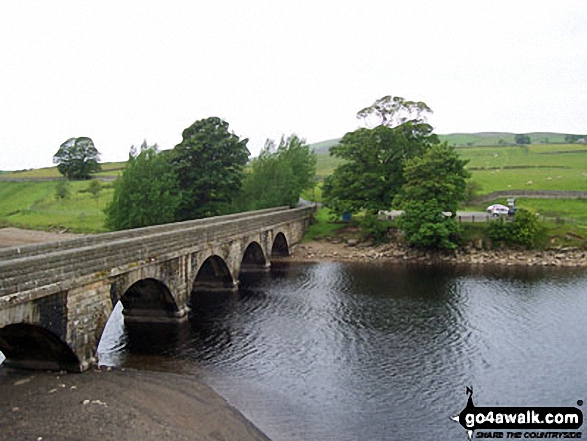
[291,240,587,267]
[0,367,270,441]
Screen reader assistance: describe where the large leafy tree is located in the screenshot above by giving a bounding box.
[324,95,438,215]
[397,143,470,216]
[357,95,432,128]
[53,137,100,180]
[105,142,179,230]
[395,143,470,250]
[172,117,250,220]
[323,121,439,215]
[240,134,316,210]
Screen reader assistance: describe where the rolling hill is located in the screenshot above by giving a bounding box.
[308,132,581,155]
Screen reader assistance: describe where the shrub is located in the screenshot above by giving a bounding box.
[359,212,390,243]
[488,208,542,248]
[398,200,460,250]
[55,179,71,200]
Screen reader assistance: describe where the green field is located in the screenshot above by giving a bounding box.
[0,134,586,234]
[439,131,572,147]
[313,141,587,194]
[457,144,587,193]
[2,161,125,179]
[310,139,587,226]
[0,180,113,233]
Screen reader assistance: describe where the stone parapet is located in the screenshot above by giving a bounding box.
[0,206,314,299]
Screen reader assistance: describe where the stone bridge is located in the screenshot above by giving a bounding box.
[0,206,314,372]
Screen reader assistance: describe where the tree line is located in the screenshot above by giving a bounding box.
[53,96,541,249]
[52,117,316,231]
[51,99,471,248]
[99,117,313,230]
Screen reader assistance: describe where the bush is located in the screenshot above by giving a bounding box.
[398,200,460,250]
[55,179,71,200]
[359,212,390,243]
[488,208,542,248]
[87,180,102,200]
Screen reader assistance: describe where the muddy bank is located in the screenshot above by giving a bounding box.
[292,240,587,267]
[0,367,270,441]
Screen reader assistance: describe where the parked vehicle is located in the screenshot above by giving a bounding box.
[486,204,510,217]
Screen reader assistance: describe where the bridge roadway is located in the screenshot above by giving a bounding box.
[0,206,314,372]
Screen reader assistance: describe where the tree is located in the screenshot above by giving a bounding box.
[323,121,439,215]
[171,117,250,220]
[396,143,470,216]
[514,134,531,145]
[240,134,317,210]
[395,143,470,250]
[53,137,100,180]
[105,142,180,230]
[356,95,432,128]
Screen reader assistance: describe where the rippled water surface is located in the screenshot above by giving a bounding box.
[98,262,587,440]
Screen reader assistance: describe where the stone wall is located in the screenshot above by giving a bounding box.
[475,190,587,203]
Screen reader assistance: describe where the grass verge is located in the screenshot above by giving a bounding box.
[302,207,347,241]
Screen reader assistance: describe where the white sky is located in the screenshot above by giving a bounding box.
[1,0,586,171]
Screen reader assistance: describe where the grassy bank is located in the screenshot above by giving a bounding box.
[0,180,113,233]
[302,207,346,241]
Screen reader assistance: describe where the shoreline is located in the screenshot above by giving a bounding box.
[0,367,271,441]
[2,227,586,268]
[291,240,587,267]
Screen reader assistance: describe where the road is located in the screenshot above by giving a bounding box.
[380,210,492,223]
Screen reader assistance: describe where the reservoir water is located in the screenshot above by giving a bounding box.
[98,261,587,440]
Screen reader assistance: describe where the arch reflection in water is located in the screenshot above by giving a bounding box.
[97,301,187,369]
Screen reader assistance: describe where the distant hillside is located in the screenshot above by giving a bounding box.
[309,132,580,155]
[0,162,125,179]
[309,138,341,155]
[439,132,573,147]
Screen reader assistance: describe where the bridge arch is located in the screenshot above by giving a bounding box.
[271,232,290,257]
[193,255,235,292]
[240,241,268,273]
[0,323,80,371]
[119,278,181,322]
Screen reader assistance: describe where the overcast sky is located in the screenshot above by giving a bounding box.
[1,1,586,171]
